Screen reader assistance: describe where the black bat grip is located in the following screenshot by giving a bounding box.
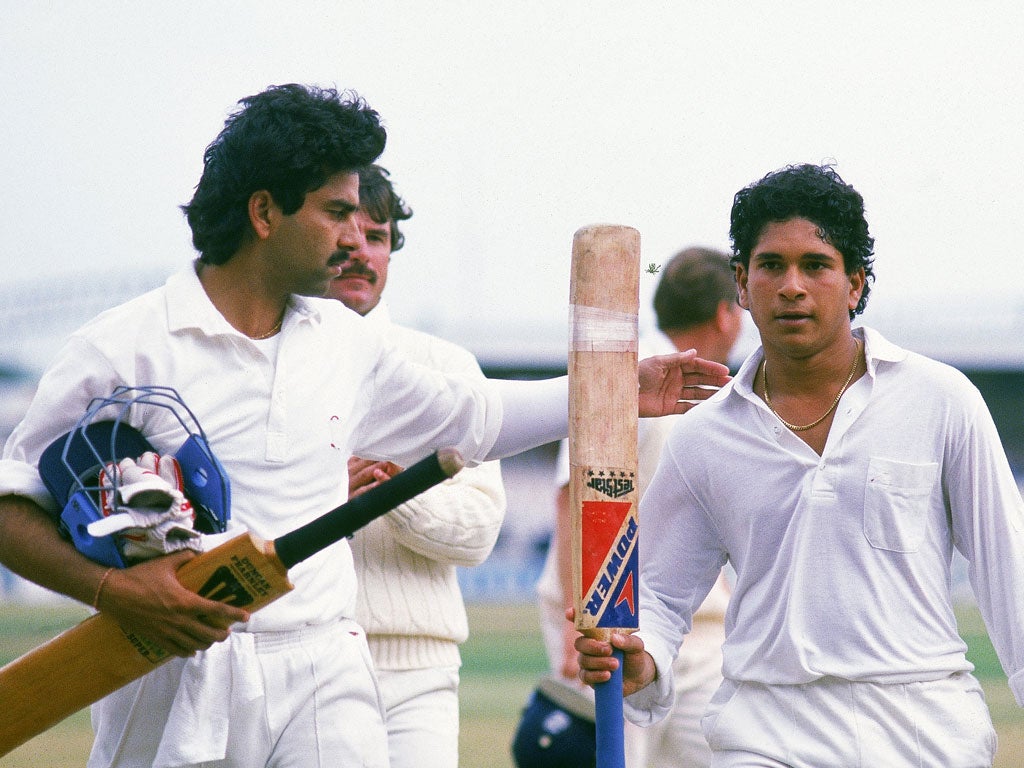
[273,449,465,569]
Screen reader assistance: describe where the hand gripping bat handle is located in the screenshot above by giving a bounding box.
[595,648,626,768]
[273,448,464,569]
[0,448,465,758]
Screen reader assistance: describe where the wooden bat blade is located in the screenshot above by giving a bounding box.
[0,533,288,757]
[568,224,640,768]
[569,224,641,638]
[0,449,463,757]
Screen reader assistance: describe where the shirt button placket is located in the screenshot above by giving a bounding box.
[266,386,287,462]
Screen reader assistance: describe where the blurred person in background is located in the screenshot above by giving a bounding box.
[326,164,507,768]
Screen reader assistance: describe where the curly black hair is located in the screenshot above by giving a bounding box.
[182,84,387,265]
[358,165,413,252]
[729,163,875,317]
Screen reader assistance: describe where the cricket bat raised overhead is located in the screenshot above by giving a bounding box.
[0,448,464,757]
[569,224,640,768]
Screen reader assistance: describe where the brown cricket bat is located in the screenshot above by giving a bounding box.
[568,224,640,768]
[0,448,464,757]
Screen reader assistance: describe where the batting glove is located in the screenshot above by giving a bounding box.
[90,452,202,562]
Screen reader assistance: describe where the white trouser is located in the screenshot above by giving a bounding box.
[375,665,461,768]
[88,618,389,768]
[702,672,997,768]
[643,618,724,768]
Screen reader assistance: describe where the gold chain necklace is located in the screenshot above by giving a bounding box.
[762,341,861,432]
[249,316,283,340]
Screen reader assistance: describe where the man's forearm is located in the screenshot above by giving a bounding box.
[0,494,108,607]
[488,377,568,460]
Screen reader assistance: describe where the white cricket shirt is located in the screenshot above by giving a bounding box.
[626,327,1024,724]
[1,264,512,630]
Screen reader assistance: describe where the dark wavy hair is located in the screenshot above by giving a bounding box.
[653,246,737,332]
[358,165,413,252]
[729,163,875,317]
[182,84,387,265]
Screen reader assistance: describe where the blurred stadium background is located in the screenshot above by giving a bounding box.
[2,267,1022,604]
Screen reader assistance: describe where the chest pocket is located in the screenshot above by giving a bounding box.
[863,457,939,553]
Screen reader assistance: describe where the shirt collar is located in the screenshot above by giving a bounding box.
[859,325,907,374]
[732,325,907,400]
[164,263,227,336]
[164,261,321,337]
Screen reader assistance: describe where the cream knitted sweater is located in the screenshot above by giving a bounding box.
[351,303,506,670]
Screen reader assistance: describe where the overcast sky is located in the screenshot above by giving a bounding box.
[2,1,1022,364]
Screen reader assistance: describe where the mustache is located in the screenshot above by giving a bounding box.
[336,261,377,283]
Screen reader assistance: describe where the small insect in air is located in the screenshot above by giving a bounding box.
[645,263,661,275]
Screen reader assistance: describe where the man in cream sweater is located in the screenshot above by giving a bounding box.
[325,164,507,768]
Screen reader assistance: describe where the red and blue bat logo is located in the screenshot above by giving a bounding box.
[580,499,639,629]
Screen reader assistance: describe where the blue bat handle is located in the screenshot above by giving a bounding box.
[594,647,626,768]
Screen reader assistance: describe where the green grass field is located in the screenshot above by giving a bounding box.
[2,601,1021,767]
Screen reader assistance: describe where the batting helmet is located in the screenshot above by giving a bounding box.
[38,385,230,567]
[511,676,596,768]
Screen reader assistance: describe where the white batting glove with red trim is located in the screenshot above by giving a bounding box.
[90,452,202,562]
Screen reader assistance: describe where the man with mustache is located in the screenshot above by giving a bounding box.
[575,163,1024,767]
[325,164,507,768]
[0,83,730,768]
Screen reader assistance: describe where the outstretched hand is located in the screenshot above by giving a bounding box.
[638,349,731,417]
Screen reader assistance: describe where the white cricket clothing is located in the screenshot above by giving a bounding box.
[87,618,389,768]
[644,619,723,768]
[374,666,461,768]
[350,302,505,767]
[2,265,503,632]
[702,672,996,767]
[0,264,559,767]
[625,327,1024,756]
[353,302,506,670]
